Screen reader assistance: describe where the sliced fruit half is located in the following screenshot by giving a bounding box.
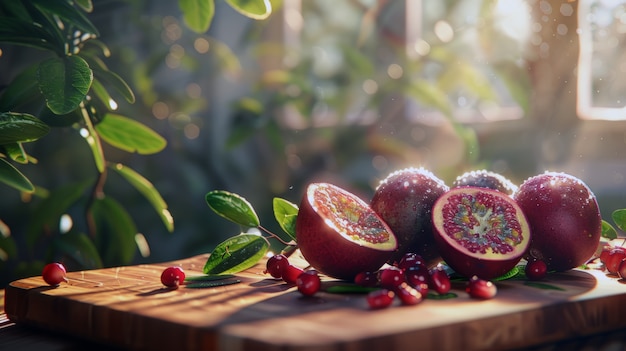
[432,187,531,280]
[295,183,397,280]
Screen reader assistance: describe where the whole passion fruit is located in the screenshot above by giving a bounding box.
[370,167,449,266]
[513,172,602,271]
[295,183,397,280]
[452,170,518,195]
[432,187,531,280]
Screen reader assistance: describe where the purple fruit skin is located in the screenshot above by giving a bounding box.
[514,172,602,271]
[371,167,449,266]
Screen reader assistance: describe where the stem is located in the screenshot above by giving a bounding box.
[258,225,296,247]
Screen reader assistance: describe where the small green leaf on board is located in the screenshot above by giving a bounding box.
[612,209,626,232]
[203,234,269,275]
[185,279,241,289]
[184,274,236,282]
[205,190,260,227]
[273,197,298,241]
[324,285,378,294]
[426,292,458,300]
[601,220,618,240]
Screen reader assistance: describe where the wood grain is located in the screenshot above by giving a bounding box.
[4,254,626,351]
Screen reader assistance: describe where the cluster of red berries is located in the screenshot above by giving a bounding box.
[264,254,321,296]
[599,244,626,279]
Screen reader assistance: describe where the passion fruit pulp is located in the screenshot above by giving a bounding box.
[371,167,449,266]
[295,183,397,280]
[432,187,531,280]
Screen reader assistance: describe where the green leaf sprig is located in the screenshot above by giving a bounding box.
[204,190,298,275]
[602,209,626,241]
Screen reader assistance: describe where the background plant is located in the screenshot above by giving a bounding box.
[0,0,271,285]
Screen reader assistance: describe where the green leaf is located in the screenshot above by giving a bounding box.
[91,196,137,265]
[91,67,135,103]
[426,292,458,300]
[37,56,93,115]
[95,114,166,155]
[26,180,92,248]
[273,197,298,241]
[324,285,378,294]
[0,158,34,193]
[612,209,626,232]
[31,0,99,36]
[53,230,103,269]
[90,78,117,110]
[81,109,105,172]
[601,220,618,240]
[0,17,58,51]
[184,274,236,282]
[75,0,94,13]
[492,266,521,281]
[3,143,28,164]
[109,163,174,233]
[0,112,50,144]
[205,190,260,227]
[203,234,269,274]
[179,0,215,33]
[0,234,17,263]
[0,64,41,111]
[185,279,241,288]
[225,0,272,19]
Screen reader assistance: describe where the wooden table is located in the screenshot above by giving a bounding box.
[3,254,626,351]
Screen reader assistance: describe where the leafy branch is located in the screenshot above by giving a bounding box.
[203,190,298,274]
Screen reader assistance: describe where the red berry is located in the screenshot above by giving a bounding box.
[366,289,395,309]
[525,260,547,280]
[354,271,379,287]
[429,266,451,294]
[394,283,423,306]
[42,263,68,286]
[282,265,304,284]
[379,267,405,289]
[296,270,321,296]
[265,254,290,279]
[466,276,497,299]
[161,266,185,288]
[599,246,613,264]
[605,248,626,274]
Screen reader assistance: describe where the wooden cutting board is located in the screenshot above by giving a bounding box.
[4,253,626,351]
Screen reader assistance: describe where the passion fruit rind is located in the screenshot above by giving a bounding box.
[295,183,397,281]
[432,186,531,280]
[513,171,602,271]
[371,167,449,267]
[453,169,518,195]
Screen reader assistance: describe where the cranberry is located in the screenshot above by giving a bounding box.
[366,289,395,309]
[264,254,290,279]
[282,265,304,284]
[42,263,68,286]
[296,270,321,296]
[161,266,185,288]
[466,276,497,299]
[605,248,626,274]
[354,271,379,287]
[525,260,547,280]
[394,283,423,306]
[378,267,405,289]
[429,266,451,294]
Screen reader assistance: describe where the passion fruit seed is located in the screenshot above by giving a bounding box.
[429,266,451,294]
[394,283,423,306]
[161,266,185,288]
[525,260,547,280]
[466,276,497,299]
[282,265,305,284]
[354,271,379,287]
[265,254,290,279]
[42,262,68,286]
[618,259,626,280]
[296,270,321,296]
[379,266,405,289]
[605,249,626,275]
[367,289,395,309]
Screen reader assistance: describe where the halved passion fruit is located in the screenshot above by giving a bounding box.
[432,187,531,280]
[295,183,397,280]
